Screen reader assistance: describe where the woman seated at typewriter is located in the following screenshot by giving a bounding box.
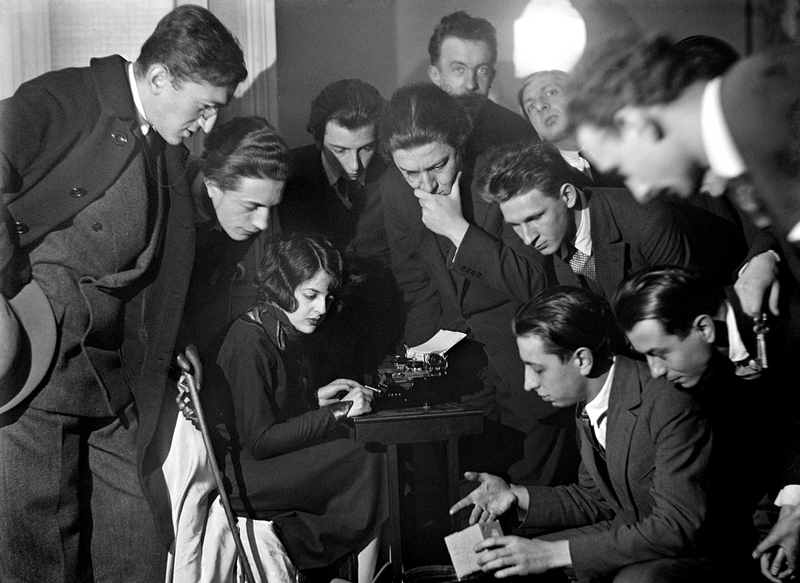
[202,232,387,583]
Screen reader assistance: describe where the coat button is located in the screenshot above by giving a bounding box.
[70,187,87,198]
[112,132,128,146]
[92,222,103,232]
[14,222,29,234]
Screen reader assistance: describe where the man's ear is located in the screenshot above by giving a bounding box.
[147,64,171,95]
[560,183,579,209]
[573,347,595,376]
[613,106,664,142]
[428,64,442,87]
[204,179,223,205]
[693,314,716,344]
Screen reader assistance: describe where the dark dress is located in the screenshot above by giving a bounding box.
[202,303,387,572]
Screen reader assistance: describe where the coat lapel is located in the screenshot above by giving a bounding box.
[588,190,626,300]
[605,357,642,509]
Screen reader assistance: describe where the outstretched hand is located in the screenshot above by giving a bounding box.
[753,503,800,581]
[449,471,517,525]
[414,171,469,247]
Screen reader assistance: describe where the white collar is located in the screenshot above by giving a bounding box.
[572,189,592,256]
[127,62,151,137]
[320,149,365,188]
[700,77,747,178]
[584,357,615,447]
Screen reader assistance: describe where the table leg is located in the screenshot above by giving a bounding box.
[387,443,403,582]
[447,438,460,533]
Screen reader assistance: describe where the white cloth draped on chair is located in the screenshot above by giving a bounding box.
[162,410,299,583]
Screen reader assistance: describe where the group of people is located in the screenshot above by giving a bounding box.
[1,4,798,583]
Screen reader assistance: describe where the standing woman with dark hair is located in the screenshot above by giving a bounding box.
[201,233,386,583]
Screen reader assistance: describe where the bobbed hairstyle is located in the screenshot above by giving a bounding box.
[428,11,497,67]
[613,266,722,339]
[135,4,247,98]
[201,117,291,191]
[306,79,385,145]
[516,70,570,117]
[513,286,623,364]
[255,233,344,313]
[478,140,591,204]
[378,82,472,160]
[567,33,696,134]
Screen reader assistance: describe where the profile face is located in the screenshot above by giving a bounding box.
[625,318,712,389]
[520,74,570,144]
[577,122,705,203]
[148,70,228,145]
[321,121,377,181]
[499,186,575,255]
[207,176,284,241]
[392,141,461,195]
[429,36,495,117]
[517,334,587,407]
[285,269,335,334]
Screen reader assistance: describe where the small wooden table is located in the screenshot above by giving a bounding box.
[353,403,484,582]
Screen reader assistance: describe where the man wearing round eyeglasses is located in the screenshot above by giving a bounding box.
[0,5,246,581]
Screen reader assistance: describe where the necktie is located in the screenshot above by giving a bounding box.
[335,178,357,208]
[568,247,596,281]
[576,151,594,180]
[579,406,606,459]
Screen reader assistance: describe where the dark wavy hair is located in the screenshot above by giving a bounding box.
[567,33,696,135]
[306,79,385,145]
[201,117,291,191]
[378,83,472,159]
[428,11,497,67]
[478,140,591,204]
[513,286,623,364]
[613,266,722,339]
[255,234,344,313]
[135,4,247,98]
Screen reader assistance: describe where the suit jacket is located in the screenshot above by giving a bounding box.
[720,43,800,243]
[523,356,713,581]
[380,165,553,412]
[550,188,692,300]
[0,55,196,545]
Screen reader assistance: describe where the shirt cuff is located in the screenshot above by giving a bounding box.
[775,485,800,507]
[328,400,354,422]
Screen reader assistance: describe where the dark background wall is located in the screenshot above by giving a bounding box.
[274,0,750,147]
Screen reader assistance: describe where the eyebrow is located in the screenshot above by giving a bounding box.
[397,155,449,174]
[507,210,543,225]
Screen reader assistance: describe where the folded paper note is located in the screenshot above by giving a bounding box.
[444,521,502,580]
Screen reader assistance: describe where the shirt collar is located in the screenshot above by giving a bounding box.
[573,189,592,256]
[584,357,615,449]
[560,150,593,179]
[701,76,747,179]
[127,62,151,137]
[320,149,366,188]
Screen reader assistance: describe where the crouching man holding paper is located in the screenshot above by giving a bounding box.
[450,286,760,582]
